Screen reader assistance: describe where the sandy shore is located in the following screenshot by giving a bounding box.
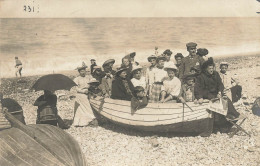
[1,55,260,166]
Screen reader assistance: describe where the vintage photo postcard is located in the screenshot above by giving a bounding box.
[0,0,260,165]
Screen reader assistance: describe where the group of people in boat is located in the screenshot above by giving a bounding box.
[71,42,242,127]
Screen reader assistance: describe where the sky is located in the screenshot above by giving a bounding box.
[0,0,259,18]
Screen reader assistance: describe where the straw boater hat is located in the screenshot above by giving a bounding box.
[115,67,127,75]
[88,78,100,85]
[147,55,157,61]
[76,62,87,70]
[131,65,143,74]
[164,63,178,71]
[102,59,115,67]
[220,62,229,67]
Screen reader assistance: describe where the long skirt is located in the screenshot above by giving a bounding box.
[72,93,96,127]
[149,84,163,103]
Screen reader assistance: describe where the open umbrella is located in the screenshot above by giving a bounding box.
[31,74,77,92]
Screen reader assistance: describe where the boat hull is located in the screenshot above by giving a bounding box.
[0,124,86,166]
[90,97,213,134]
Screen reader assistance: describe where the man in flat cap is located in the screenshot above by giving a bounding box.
[179,42,205,80]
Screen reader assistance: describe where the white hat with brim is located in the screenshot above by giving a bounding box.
[164,63,178,71]
[131,65,143,74]
[75,62,88,70]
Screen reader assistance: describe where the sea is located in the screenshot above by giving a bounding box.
[0,18,260,78]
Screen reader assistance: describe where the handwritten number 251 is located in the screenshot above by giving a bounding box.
[24,6,34,12]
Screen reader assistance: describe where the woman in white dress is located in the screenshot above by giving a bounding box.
[72,63,96,127]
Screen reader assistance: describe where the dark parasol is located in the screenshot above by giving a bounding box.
[31,74,77,92]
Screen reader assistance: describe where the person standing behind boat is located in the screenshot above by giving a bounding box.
[145,55,157,96]
[101,59,116,97]
[90,59,97,76]
[131,65,146,91]
[15,57,23,77]
[129,52,139,66]
[34,90,58,126]
[73,63,96,127]
[197,48,209,60]
[179,42,205,80]
[174,53,184,78]
[160,64,181,103]
[194,58,240,120]
[149,55,168,103]
[111,67,135,101]
[163,49,175,67]
[92,66,106,83]
[219,62,242,103]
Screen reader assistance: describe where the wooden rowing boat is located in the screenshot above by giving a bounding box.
[90,97,214,134]
[0,109,86,166]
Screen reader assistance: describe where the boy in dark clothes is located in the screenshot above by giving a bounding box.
[131,86,148,114]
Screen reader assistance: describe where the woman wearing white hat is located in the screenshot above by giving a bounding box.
[160,63,181,103]
[72,62,96,127]
[131,65,146,89]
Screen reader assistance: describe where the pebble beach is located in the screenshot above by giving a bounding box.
[1,55,260,166]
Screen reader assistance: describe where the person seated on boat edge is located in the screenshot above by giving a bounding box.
[101,59,116,98]
[178,74,197,103]
[160,63,181,103]
[72,63,96,127]
[149,55,168,103]
[219,62,242,103]
[174,53,184,78]
[145,55,157,97]
[111,67,135,101]
[92,66,106,83]
[131,86,148,115]
[121,55,133,80]
[194,58,240,121]
[131,65,147,92]
[88,78,104,98]
[0,92,26,124]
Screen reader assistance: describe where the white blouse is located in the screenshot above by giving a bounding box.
[150,67,168,83]
[73,75,93,93]
[161,77,181,97]
[131,77,146,89]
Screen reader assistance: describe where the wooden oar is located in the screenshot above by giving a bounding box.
[2,108,70,166]
[184,102,194,112]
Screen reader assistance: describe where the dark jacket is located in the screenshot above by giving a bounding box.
[179,54,205,79]
[121,63,133,80]
[194,71,224,100]
[90,63,97,76]
[111,76,135,101]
